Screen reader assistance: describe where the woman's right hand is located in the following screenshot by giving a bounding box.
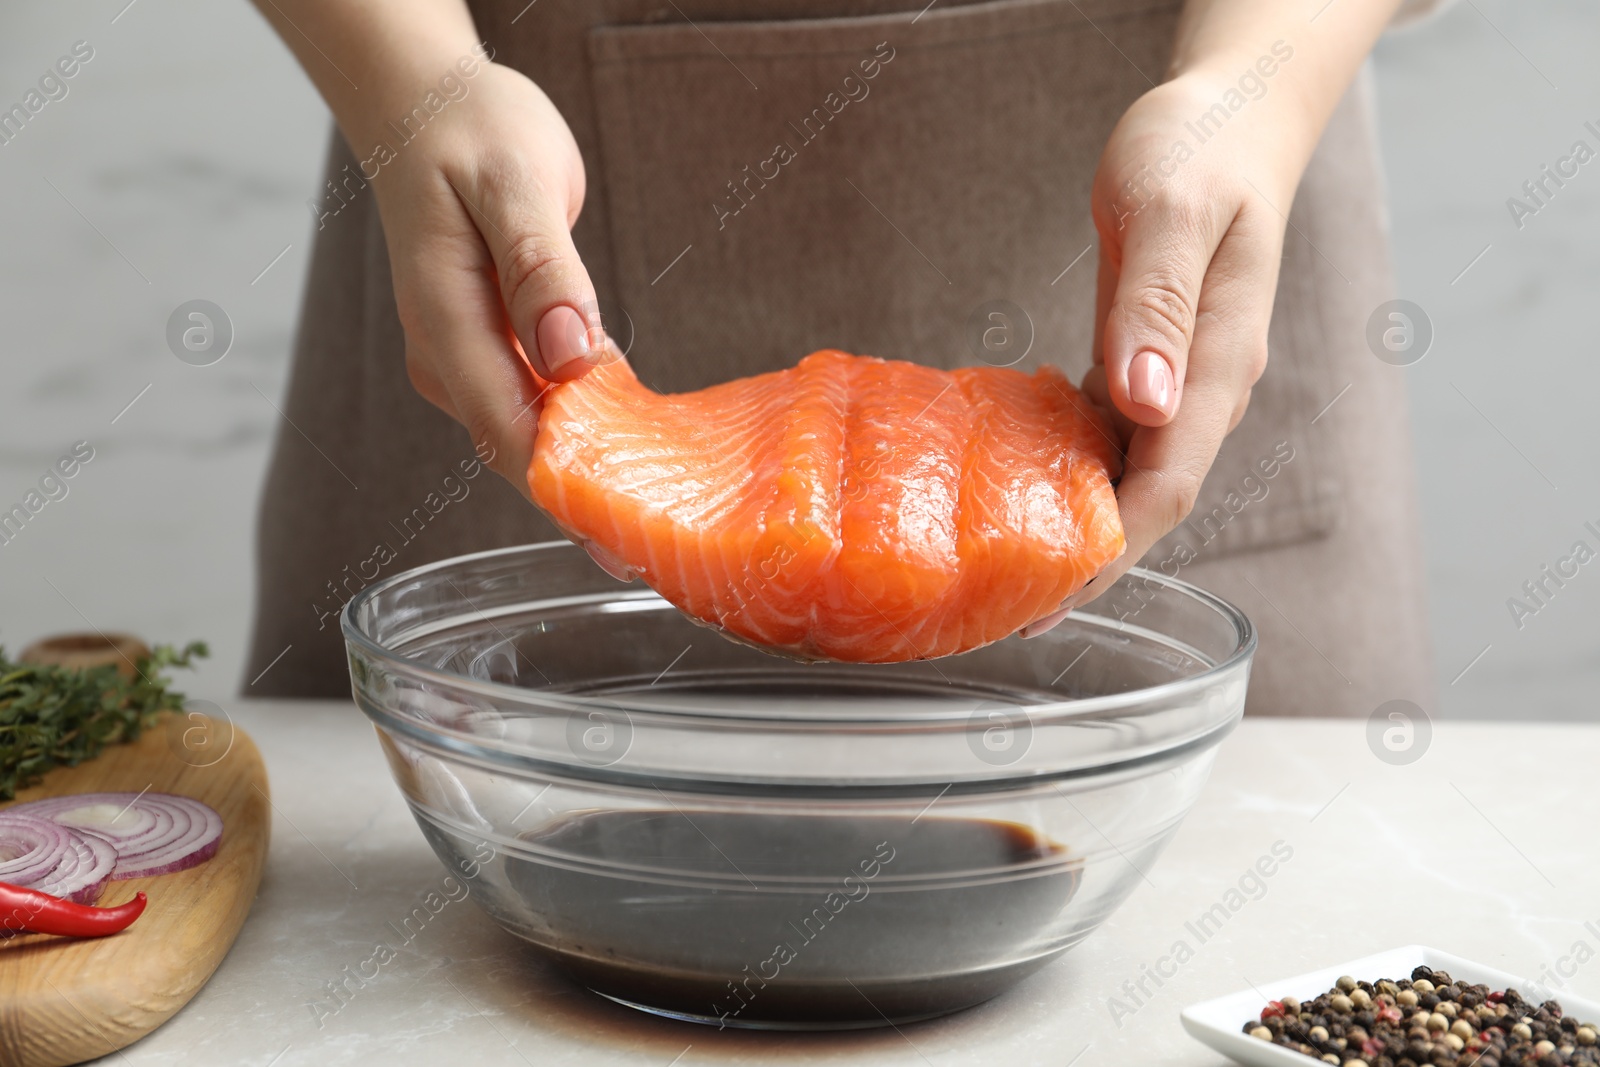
[250,1,606,496]
[362,61,608,497]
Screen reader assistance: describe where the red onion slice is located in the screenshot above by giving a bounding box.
[0,813,114,904]
[24,798,175,862]
[6,792,223,880]
[0,814,68,885]
[36,831,117,903]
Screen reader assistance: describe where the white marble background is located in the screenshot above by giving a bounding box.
[0,0,1593,719]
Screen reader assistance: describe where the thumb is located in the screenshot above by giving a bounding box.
[455,174,604,383]
[1099,202,1222,427]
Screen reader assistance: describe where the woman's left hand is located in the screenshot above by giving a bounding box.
[1025,70,1306,635]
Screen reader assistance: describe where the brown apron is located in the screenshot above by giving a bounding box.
[246,0,1435,718]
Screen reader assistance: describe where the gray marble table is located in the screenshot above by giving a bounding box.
[88,701,1600,1066]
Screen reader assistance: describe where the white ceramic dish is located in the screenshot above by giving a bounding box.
[1181,944,1600,1066]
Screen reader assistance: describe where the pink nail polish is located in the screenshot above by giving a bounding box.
[1021,605,1073,640]
[585,323,610,363]
[1128,350,1175,417]
[582,539,634,582]
[537,305,595,375]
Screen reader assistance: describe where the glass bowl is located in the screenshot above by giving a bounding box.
[342,541,1254,1030]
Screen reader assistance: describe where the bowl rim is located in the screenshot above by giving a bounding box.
[340,540,1257,728]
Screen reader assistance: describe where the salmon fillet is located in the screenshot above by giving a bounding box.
[528,350,1124,663]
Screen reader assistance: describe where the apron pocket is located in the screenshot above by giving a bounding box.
[588,0,1341,561]
[587,0,1180,388]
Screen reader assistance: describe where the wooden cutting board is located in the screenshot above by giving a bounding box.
[0,712,269,1067]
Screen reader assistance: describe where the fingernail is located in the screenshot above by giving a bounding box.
[582,539,634,582]
[1020,602,1075,640]
[1128,350,1176,417]
[586,323,610,362]
[537,305,597,376]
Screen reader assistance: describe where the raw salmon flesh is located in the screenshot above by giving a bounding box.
[528,350,1124,663]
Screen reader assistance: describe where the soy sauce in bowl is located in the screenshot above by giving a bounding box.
[506,810,1079,1027]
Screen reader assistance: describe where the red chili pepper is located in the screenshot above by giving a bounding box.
[0,881,147,937]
